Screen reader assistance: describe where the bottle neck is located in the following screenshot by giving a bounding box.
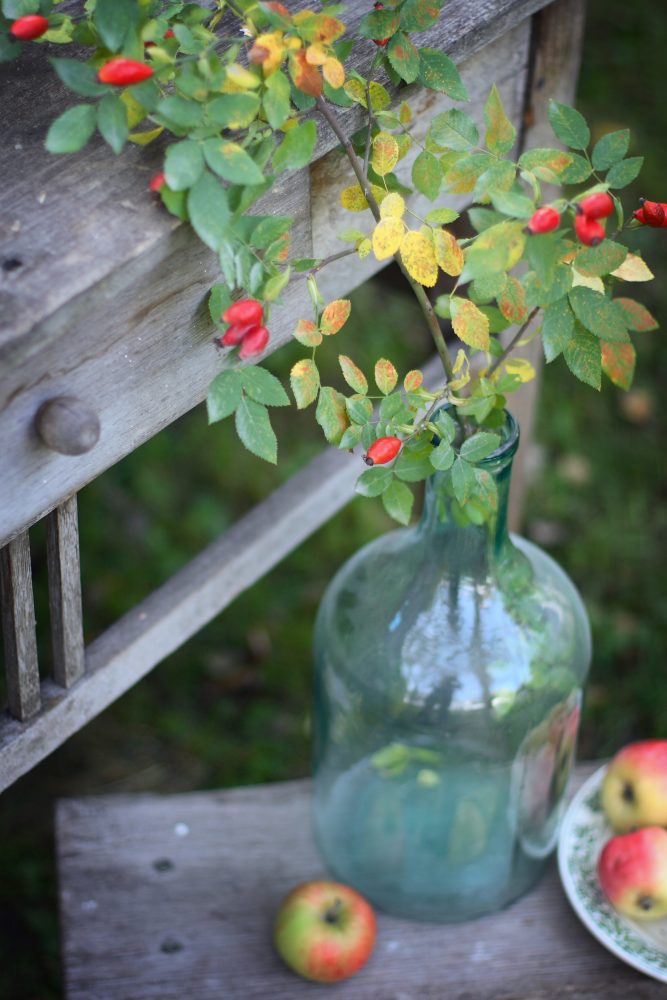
[418,414,518,576]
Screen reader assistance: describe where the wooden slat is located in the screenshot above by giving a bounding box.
[46,496,85,688]
[0,531,40,720]
[56,763,665,1000]
[507,0,588,531]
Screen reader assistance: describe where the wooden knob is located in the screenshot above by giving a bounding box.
[35,396,100,456]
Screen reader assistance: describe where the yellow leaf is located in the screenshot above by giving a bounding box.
[293,318,322,347]
[503,357,535,383]
[400,231,438,287]
[451,299,490,350]
[571,267,604,293]
[372,218,405,260]
[290,358,320,408]
[371,131,400,177]
[343,78,366,104]
[611,253,654,282]
[399,101,412,124]
[321,299,352,334]
[340,184,369,211]
[305,42,327,65]
[357,238,372,259]
[395,132,411,161]
[323,56,345,89]
[248,32,286,75]
[128,126,164,145]
[484,84,516,154]
[433,229,464,277]
[375,358,398,395]
[120,90,149,128]
[369,82,391,111]
[224,63,262,89]
[380,192,405,220]
[313,13,345,43]
[339,355,368,394]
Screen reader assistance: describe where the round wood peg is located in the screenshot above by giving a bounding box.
[35,396,101,455]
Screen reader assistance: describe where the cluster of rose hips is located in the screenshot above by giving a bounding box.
[217,299,270,359]
[527,192,614,247]
[633,198,667,228]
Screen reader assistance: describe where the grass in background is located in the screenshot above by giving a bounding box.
[1,2,666,996]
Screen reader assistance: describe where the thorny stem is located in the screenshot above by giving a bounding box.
[292,247,358,278]
[315,95,455,383]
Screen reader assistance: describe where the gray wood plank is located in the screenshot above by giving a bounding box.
[46,496,85,688]
[0,0,557,548]
[0,531,40,720]
[56,763,665,1000]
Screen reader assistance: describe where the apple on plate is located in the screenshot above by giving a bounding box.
[598,826,667,920]
[601,740,667,832]
[273,879,376,983]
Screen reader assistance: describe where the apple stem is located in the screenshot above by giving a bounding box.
[622,781,636,803]
[638,895,654,911]
[323,898,343,924]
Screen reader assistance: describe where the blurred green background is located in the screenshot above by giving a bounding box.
[2,1,667,996]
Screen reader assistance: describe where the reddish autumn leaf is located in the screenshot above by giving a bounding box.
[289,50,323,97]
[601,340,636,390]
[404,369,423,391]
[614,298,659,332]
[498,276,529,324]
[321,299,352,334]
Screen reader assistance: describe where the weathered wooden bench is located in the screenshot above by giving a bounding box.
[4,0,661,996]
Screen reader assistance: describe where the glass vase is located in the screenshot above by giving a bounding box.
[312,412,591,922]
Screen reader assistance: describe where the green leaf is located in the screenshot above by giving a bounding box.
[606,157,643,189]
[339,355,368,394]
[339,425,363,449]
[203,138,264,185]
[263,267,291,302]
[356,466,394,497]
[382,479,414,524]
[290,358,320,408]
[187,172,230,252]
[472,468,498,516]
[263,70,291,129]
[346,395,373,424]
[459,432,500,463]
[129,78,160,113]
[411,150,442,200]
[462,221,525,280]
[517,147,574,179]
[548,100,590,151]
[2,0,39,16]
[94,0,134,51]
[160,187,189,221]
[249,216,293,249]
[45,104,97,154]
[418,48,468,100]
[379,392,407,421]
[50,58,109,98]
[207,93,260,130]
[165,139,205,190]
[430,442,455,470]
[445,153,493,194]
[235,397,278,463]
[451,457,476,504]
[425,207,460,225]
[434,409,457,443]
[207,370,243,422]
[490,190,534,219]
[240,366,289,407]
[157,95,205,130]
[394,442,434,482]
[400,0,443,31]
[273,121,317,173]
[359,8,400,38]
[569,287,629,343]
[473,159,516,200]
[563,325,601,390]
[387,32,420,84]
[484,84,516,155]
[524,264,573,309]
[209,284,232,329]
[96,93,128,155]
[430,109,479,151]
[316,386,349,445]
[574,240,627,278]
[541,298,574,362]
[559,153,592,184]
[0,33,21,63]
[592,129,630,171]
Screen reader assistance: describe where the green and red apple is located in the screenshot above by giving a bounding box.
[601,740,667,832]
[597,826,667,920]
[273,879,376,983]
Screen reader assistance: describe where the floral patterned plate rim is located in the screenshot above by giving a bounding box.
[558,763,667,983]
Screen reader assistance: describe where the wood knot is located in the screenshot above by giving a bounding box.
[35,396,100,456]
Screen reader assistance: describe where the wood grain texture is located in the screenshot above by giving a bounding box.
[0,0,556,547]
[56,763,664,1000]
[0,531,40,720]
[46,496,85,689]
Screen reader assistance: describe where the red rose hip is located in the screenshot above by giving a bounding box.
[149,171,166,193]
[364,436,402,466]
[238,325,270,358]
[10,14,49,40]
[222,298,264,326]
[98,59,154,86]
[527,206,560,235]
[575,213,605,246]
[578,192,614,219]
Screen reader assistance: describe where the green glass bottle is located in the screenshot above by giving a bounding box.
[313,413,591,922]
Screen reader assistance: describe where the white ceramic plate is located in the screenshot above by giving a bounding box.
[558,763,667,983]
